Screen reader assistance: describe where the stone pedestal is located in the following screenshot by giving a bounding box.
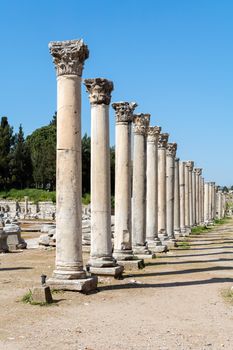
[158,133,169,241]
[47,39,97,292]
[84,78,123,278]
[179,161,187,235]
[174,158,181,237]
[112,101,137,261]
[166,143,177,246]
[146,126,167,253]
[132,114,151,255]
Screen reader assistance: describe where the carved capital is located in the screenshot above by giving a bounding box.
[166,143,177,157]
[194,168,202,176]
[158,133,169,149]
[185,161,194,171]
[112,101,137,124]
[133,114,150,135]
[49,39,89,76]
[147,126,161,142]
[84,78,113,105]
[175,158,180,162]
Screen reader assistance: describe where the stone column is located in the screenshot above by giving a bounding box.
[186,161,194,227]
[192,170,196,226]
[217,190,222,219]
[132,114,152,256]
[47,39,97,292]
[184,162,191,233]
[200,177,205,224]
[166,142,177,245]
[84,78,123,277]
[194,168,202,225]
[174,158,181,237]
[204,182,209,224]
[179,161,187,235]
[213,185,217,220]
[158,133,169,241]
[112,101,137,261]
[208,182,215,223]
[146,126,167,253]
[24,196,29,215]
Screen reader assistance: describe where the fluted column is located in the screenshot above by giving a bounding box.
[179,161,187,235]
[84,78,123,277]
[166,142,177,244]
[217,190,222,219]
[146,126,166,252]
[174,158,181,236]
[47,39,97,292]
[112,102,137,261]
[132,114,151,255]
[158,133,169,241]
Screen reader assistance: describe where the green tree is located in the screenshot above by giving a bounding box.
[10,124,32,188]
[0,116,14,189]
[82,133,91,195]
[26,120,56,190]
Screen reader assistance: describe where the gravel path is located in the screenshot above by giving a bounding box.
[1,220,233,349]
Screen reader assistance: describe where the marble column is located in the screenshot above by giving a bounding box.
[146,126,167,252]
[184,162,191,233]
[112,101,137,262]
[187,161,194,227]
[174,158,181,237]
[204,182,209,224]
[158,133,169,241]
[47,39,97,292]
[179,161,187,235]
[194,168,202,225]
[132,113,152,256]
[200,177,205,224]
[84,78,123,277]
[208,182,214,223]
[192,170,196,226]
[166,142,177,245]
[217,190,222,219]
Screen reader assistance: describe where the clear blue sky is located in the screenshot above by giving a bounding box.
[0,0,232,186]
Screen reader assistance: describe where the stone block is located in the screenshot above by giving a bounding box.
[89,265,124,278]
[32,286,53,304]
[133,253,156,260]
[47,276,98,293]
[117,259,144,270]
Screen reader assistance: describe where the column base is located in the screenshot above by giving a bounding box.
[147,240,168,253]
[117,259,145,270]
[113,249,134,261]
[88,256,117,268]
[158,231,169,242]
[166,239,178,249]
[47,275,98,293]
[89,265,124,278]
[174,229,182,238]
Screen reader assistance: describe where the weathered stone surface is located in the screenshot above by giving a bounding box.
[0,227,9,252]
[117,259,144,270]
[47,276,98,293]
[32,286,53,304]
[89,265,124,278]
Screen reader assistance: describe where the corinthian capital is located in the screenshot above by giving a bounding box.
[166,143,177,157]
[158,133,169,149]
[194,168,202,176]
[112,102,137,124]
[147,126,161,142]
[49,39,89,76]
[133,114,150,135]
[185,161,194,171]
[84,78,113,105]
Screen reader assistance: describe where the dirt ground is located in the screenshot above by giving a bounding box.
[1,220,233,350]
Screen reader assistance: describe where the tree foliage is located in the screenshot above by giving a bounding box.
[0,114,115,196]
